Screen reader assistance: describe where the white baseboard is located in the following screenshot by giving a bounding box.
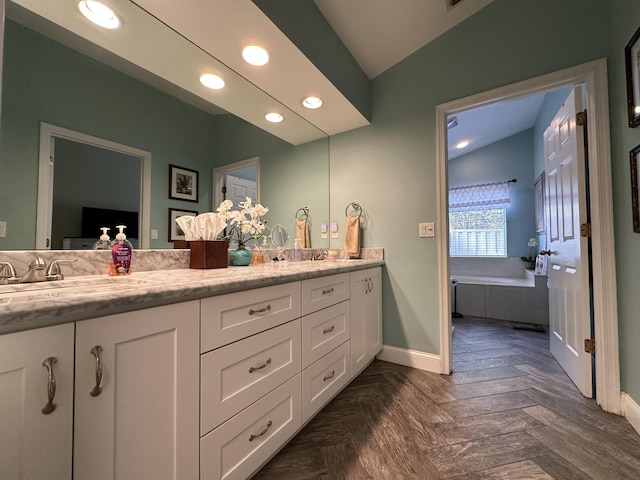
[376,345,442,373]
[622,392,640,436]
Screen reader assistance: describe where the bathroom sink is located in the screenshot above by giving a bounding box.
[0,275,151,298]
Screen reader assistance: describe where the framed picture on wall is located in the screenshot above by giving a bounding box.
[625,25,640,127]
[169,164,199,202]
[534,172,545,234]
[630,144,640,233]
[169,208,198,241]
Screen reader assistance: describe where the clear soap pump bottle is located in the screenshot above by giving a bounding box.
[108,225,133,276]
[92,227,111,250]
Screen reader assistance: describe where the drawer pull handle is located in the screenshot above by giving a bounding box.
[323,325,335,334]
[249,420,273,441]
[323,370,336,381]
[41,357,57,415]
[322,287,335,295]
[248,304,272,315]
[90,346,103,397]
[249,357,272,373]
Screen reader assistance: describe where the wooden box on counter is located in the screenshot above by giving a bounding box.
[176,240,228,269]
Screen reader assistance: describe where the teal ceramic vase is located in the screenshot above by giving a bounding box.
[231,245,253,266]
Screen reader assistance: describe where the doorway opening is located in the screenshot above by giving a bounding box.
[436,59,621,413]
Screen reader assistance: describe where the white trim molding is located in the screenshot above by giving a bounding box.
[377,345,441,373]
[622,392,640,436]
[436,58,621,413]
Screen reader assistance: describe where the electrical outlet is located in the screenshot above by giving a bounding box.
[151,229,158,240]
[419,222,435,238]
[0,221,6,238]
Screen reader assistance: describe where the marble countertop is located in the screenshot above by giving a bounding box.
[0,259,383,335]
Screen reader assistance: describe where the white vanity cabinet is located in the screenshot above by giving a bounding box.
[0,323,75,480]
[350,267,383,377]
[74,301,200,480]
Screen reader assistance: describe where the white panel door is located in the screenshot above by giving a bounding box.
[226,174,257,205]
[74,301,200,480]
[544,87,592,397]
[0,323,74,480]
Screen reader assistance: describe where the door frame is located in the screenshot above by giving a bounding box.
[435,58,621,413]
[212,156,260,211]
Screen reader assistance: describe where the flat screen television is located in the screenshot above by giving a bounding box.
[81,207,139,239]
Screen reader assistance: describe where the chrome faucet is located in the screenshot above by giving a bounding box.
[45,258,77,281]
[0,262,19,284]
[311,251,329,261]
[20,257,47,283]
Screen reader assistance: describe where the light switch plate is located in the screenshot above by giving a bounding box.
[320,223,328,239]
[419,222,435,238]
[330,222,338,239]
[0,221,6,238]
[151,229,158,240]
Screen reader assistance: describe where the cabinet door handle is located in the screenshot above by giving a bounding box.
[248,357,272,373]
[249,420,272,441]
[90,346,103,397]
[41,357,57,415]
[323,370,336,381]
[322,287,334,295]
[248,304,271,315]
[322,325,335,334]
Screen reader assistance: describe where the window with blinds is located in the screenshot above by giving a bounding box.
[448,181,510,257]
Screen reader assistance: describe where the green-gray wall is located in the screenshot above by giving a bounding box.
[610,0,640,407]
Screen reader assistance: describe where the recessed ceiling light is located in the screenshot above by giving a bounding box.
[242,45,270,66]
[455,140,470,149]
[302,96,323,109]
[265,112,284,123]
[199,73,225,90]
[78,0,120,29]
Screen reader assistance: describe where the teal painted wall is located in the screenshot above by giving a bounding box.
[448,130,535,259]
[610,0,640,405]
[330,0,611,355]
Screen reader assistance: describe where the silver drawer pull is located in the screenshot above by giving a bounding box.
[249,420,273,441]
[323,370,336,381]
[90,346,103,397]
[322,287,334,295]
[249,357,272,373]
[248,304,272,315]
[323,325,335,334]
[41,357,57,414]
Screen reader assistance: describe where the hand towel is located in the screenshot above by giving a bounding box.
[344,216,360,258]
[295,219,310,248]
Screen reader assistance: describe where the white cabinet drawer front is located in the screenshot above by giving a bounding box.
[302,301,350,368]
[201,374,302,480]
[201,282,301,352]
[201,320,301,434]
[301,273,350,315]
[302,341,350,423]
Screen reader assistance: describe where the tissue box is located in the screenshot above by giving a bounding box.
[189,240,228,269]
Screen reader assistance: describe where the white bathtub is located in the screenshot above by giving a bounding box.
[451,259,549,326]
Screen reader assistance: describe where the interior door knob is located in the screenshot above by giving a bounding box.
[540,250,552,256]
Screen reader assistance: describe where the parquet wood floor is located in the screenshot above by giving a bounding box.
[253,316,640,479]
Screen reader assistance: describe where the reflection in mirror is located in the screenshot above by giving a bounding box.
[0,4,330,251]
[38,123,151,250]
[270,224,289,261]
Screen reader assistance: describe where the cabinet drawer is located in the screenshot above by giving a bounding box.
[302,300,350,368]
[201,374,302,480]
[301,273,350,315]
[201,320,301,434]
[201,282,301,352]
[302,341,350,423]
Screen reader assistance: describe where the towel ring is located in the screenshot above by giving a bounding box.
[295,206,309,221]
[345,201,362,218]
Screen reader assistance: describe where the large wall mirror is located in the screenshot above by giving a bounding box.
[0,0,330,252]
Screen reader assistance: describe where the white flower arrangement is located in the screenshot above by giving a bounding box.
[521,237,538,263]
[216,197,269,247]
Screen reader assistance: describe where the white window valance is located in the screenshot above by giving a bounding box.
[449,181,511,212]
